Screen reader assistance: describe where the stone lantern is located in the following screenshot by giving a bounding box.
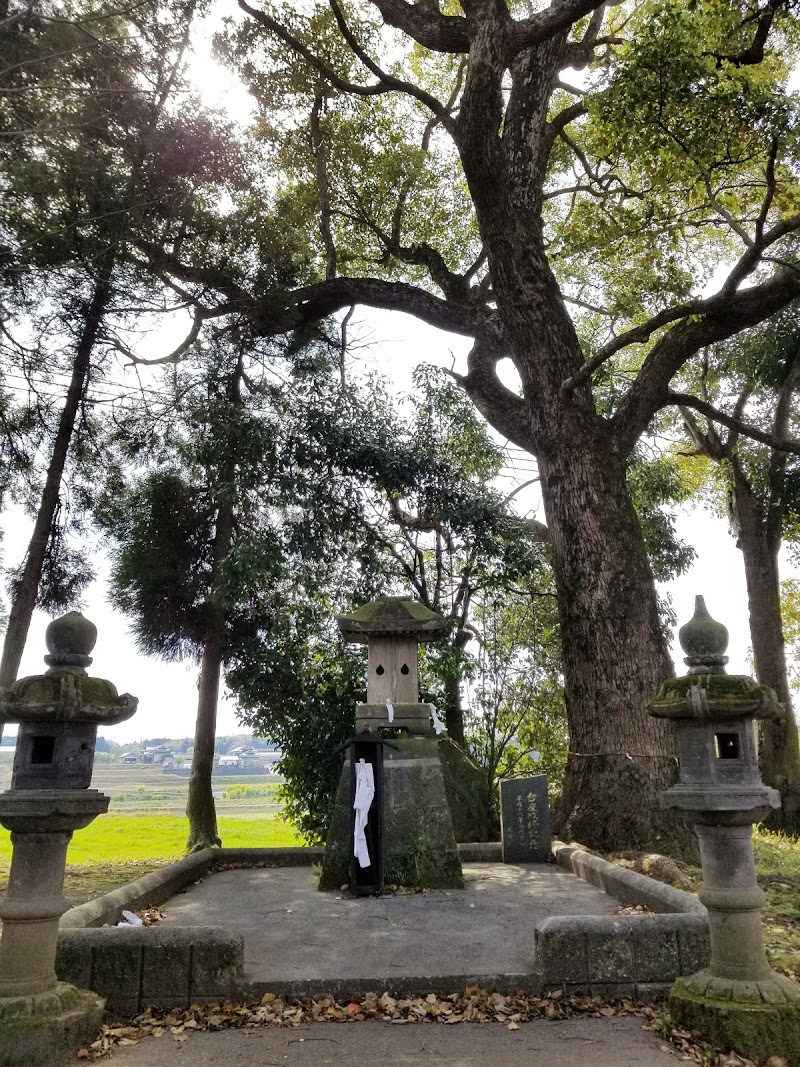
[0,612,138,1067]
[319,596,463,891]
[648,596,800,1064]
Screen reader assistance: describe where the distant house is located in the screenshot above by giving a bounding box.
[228,746,259,759]
[142,745,174,765]
[119,753,138,765]
[218,754,242,767]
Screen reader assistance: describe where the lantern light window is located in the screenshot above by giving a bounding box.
[30,736,56,765]
[714,733,740,760]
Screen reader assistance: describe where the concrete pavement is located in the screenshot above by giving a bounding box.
[71,1016,678,1067]
[160,862,619,989]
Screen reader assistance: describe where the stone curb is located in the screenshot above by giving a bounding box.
[55,926,244,1017]
[540,842,710,997]
[59,849,217,929]
[214,847,324,866]
[532,912,710,998]
[244,973,539,1001]
[553,841,706,914]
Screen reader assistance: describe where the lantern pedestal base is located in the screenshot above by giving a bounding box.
[320,734,463,892]
[0,981,104,1067]
[670,972,800,1066]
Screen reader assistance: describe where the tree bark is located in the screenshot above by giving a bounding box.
[185,361,241,853]
[0,258,114,693]
[728,459,800,833]
[539,438,695,852]
[443,632,469,747]
[185,588,227,852]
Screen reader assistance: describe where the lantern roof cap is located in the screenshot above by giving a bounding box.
[0,611,138,726]
[648,595,782,723]
[338,596,449,643]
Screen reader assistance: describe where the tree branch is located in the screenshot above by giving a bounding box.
[664,391,800,457]
[561,298,710,393]
[238,0,394,99]
[388,496,455,552]
[705,0,785,68]
[507,0,608,60]
[525,517,551,544]
[610,269,800,454]
[452,337,535,456]
[722,211,800,293]
[141,237,497,340]
[367,0,469,53]
[328,0,450,123]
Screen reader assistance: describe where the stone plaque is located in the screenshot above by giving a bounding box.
[500,775,551,863]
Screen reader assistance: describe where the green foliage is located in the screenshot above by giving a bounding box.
[222,783,276,800]
[464,582,568,800]
[783,578,800,692]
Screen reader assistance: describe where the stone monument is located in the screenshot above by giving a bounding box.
[499,774,551,863]
[319,596,463,891]
[648,595,800,1064]
[0,612,138,1066]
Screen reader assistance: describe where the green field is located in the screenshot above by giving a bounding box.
[0,812,300,865]
[0,758,301,904]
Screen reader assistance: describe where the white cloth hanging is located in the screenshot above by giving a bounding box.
[429,702,447,735]
[353,760,375,868]
[385,701,394,723]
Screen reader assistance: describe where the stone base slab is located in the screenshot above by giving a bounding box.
[0,982,103,1067]
[679,967,800,1005]
[320,736,463,891]
[56,927,244,1017]
[670,975,800,1065]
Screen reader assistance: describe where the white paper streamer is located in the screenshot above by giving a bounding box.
[353,760,375,868]
[428,702,447,735]
[385,700,394,723]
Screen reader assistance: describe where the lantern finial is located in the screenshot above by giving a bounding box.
[678,595,729,675]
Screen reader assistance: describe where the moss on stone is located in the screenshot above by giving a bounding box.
[0,985,104,1067]
[318,762,352,891]
[670,980,800,1065]
[438,739,498,843]
[650,673,777,720]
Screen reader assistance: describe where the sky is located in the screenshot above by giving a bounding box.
[1,13,798,744]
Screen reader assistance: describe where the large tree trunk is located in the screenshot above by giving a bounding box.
[451,30,690,852]
[540,442,694,853]
[728,461,800,833]
[0,262,114,692]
